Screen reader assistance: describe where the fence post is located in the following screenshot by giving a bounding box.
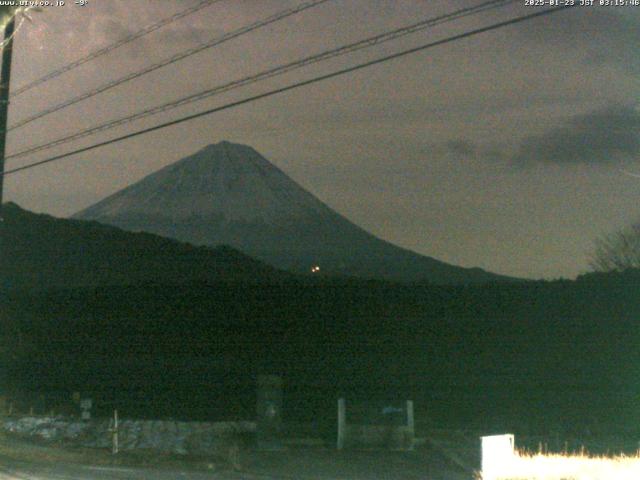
[406,400,415,450]
[110,409,119,455]
[337,398,346,450]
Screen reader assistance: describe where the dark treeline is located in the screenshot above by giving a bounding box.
[2,270,639,436]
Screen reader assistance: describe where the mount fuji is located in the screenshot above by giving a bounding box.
[74,141,514,284]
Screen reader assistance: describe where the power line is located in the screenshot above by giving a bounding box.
[10,0,224,98]
[6,0,332,132]
[7,0,516,161]
[1,5,575,178]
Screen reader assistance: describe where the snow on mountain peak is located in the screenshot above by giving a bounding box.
[76,141,329,223]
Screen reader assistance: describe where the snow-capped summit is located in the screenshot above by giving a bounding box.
[78,141,329,224]
[74,141,513,284]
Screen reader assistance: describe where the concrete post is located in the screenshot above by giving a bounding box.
[406,400,415,450]
[111,410,119,455]
[337,398,345,450]
[80,398,92,420]
[256,375,283,450]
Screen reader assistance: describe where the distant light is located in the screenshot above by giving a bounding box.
[311,265,320,273]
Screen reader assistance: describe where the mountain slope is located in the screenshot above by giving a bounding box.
[74,141,516,285]
[0,202,292,290]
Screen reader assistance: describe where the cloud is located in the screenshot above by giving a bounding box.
[508,7,640,75]
[512,105,640,165]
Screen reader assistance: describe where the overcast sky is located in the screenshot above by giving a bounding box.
[3,0,639,279]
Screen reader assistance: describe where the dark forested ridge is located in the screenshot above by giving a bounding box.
[0,202,295,289]
[3,272,639,433]
[1,202,639,433]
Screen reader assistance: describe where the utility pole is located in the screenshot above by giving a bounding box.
[0,10,15,217]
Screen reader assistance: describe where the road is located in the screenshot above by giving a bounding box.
[0,447,473,479]
[0,457,261,480]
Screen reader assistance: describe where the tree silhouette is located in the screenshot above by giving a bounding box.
[590,224,640,272]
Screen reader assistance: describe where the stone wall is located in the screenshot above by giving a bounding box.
[2,416,256,455]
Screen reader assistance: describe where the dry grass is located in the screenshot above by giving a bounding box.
[482,449,640,480]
